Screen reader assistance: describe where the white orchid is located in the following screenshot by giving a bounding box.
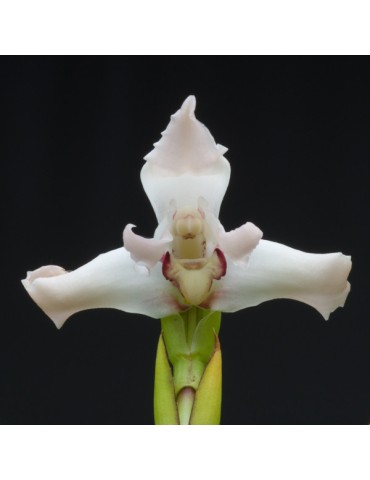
[22,96,351,329]
[22,95,352,424]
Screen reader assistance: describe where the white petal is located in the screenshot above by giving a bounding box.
[123,223,172,269]
[141,96,231,222]
[218,222,263,263]
[209,239,352,319]
[21,248,181,329]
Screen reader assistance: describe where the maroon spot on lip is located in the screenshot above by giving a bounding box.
[161,251,172,280]
[161,252,180,289]
[214,248,227,279]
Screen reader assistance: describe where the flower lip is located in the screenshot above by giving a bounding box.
[162,248,227,306]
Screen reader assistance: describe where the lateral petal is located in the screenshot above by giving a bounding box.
[218,222,263,263]
[21,248,181,329]
[209,239,352,319]
[123,223,172,269]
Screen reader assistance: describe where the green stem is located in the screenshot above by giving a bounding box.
[155,307,222,425]
[185,308,198,346]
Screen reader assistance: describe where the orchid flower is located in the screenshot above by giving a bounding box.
[22,96,352,424]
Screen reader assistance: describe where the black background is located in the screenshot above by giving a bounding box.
[1,57,369,424]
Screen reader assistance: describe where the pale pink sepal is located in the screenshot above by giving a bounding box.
[218,222,263,263]
[144,96,227,174]
[209,239,352,320]
[140,96,231,222]
[123,223,172,269]
[21,248,181,329]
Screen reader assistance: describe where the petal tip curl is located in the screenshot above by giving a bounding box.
[21,266,70,329]
[123,223,172,269]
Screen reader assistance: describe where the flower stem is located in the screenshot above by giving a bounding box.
[187,307,198,345]
[154,307,222,425]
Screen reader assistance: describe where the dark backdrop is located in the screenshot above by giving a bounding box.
[1,57,369,424]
